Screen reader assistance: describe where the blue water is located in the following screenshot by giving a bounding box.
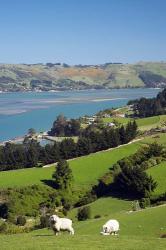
[0,88,160,141]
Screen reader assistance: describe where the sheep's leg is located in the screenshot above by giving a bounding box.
[53,228,59,236]
[69,227,74,235]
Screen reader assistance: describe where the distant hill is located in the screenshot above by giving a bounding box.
[0,61,166,91]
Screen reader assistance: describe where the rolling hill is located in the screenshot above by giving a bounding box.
[0,61,166,91]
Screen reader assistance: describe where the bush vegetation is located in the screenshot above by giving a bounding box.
[77,206,91,221]
[93,142,165,199]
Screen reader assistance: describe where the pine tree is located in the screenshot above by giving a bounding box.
[52,160,73,190]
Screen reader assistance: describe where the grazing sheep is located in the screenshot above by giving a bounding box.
[101,219,119,235]
[49,215,74,235]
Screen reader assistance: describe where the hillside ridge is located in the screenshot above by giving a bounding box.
[0,61,166,91]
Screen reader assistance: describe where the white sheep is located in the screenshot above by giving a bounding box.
[49,215,74,235]
[101,219,119,235]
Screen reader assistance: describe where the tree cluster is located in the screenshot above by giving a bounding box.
[93,142,164,199]
[112,142,165,198]
[0,140,40,171]
[48,114,81,136]
[129,88,166,118]
[0,121,138,171]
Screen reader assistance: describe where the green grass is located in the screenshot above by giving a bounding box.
[0,205,165,250]
[0,167,54,188]
[103,115,166,131]
[69,197,132,221]
[70,143,140,189]
[147,162,166,196]
[0,143,140,189]
[140,133,166,146]
[103,117,130,125]
[136,116,160,130]
[0,131,165,190]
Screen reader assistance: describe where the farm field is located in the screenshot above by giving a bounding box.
[0,205,165,250]
[0,142,141,189]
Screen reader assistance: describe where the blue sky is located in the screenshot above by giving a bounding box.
[0,0,166,64]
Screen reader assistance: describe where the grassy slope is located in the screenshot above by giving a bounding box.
[0,205,166,250]
[0,122,165,249]
[69,197,132,221]
[147,162,166,196]
[140,133,166,146]
[0,142,140,189]
[0,132,165,190]
[103,115,166,131]
[1,62,166,89]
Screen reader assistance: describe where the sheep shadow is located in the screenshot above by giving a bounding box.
[34,234,53,237]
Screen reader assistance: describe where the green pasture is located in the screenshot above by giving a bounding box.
[103,115,166,131]
[140,133,166,146]
[0,205,165,250]
[0,142,140,189]
[147,162,166,196]
[136,116,160,130]
[69,197,132,221]
[0,130,165,190]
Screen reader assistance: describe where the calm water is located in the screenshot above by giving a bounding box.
[0,88,160,141]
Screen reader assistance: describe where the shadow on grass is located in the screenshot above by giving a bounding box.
[93,182,135,201]
[41,179,56,188]
[33,234,54,237]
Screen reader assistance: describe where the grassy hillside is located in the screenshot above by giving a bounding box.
[141,133,166,146]
[69,197,132,220]
[103,115,166,131]
[0,62,166,91]
[0,205,165,250]
[0,142,140,189]
[0,124,165,249]
[147,162,166,196]
[0,131,165,190]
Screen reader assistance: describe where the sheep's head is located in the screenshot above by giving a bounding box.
[49,215,59,224]
[103,226,108,233]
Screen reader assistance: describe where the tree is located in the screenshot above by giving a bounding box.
[119,125,126,144]
[77,137,92,156]
[49,114,67,136]
[60,139,77,159]
[114,166,157,198]
[132,88,166,118]
[52,160,73,190]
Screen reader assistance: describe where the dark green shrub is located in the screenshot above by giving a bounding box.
[76,191,97,206]
[94,214,101,219]
[160,234,166,238]
[40,215,49,228]
[62,208,68,216]
[0,222,30,234]
[156,157,163,164]
[0,223,7,233]
[77,206,91,221]
[16,216,26,226]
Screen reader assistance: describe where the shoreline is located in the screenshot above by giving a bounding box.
[0,87,162,94]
